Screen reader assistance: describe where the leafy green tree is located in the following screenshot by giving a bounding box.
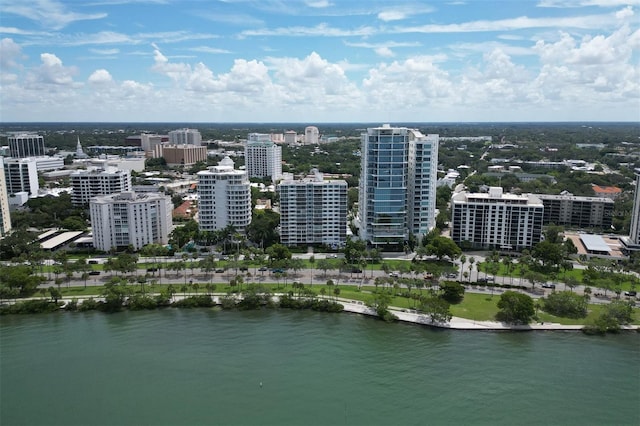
[246,210,280,247]
[266,244,292,263]
[439,281,465,304]
[420,296,452,323]
[585,300,634,334]
[0,229,40,261]
[0,265,45,297]
[317,259,331,277]
[542,291,588,319]
[496,291,535,324]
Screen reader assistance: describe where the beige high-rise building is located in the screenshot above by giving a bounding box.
[155,144,207,167]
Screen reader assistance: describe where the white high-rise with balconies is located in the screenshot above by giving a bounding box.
[70,166,131,206]
[451,187,544,250]
[358,125,439,247]
[90,192,172,251]
[3,157,39,196]
[168,128,202,146]
[197,157,251,232]
[245,133,282,182]
[278,169,347,247]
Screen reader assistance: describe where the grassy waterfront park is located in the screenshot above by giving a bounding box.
[5,275,638,331]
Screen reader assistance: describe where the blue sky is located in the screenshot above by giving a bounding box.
[1,0,639,122]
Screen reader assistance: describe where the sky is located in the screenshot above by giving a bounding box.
[1,0,639,123]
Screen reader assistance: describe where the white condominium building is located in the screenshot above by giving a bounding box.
[408,132,439,236]
[70,166,131,206]
[169,128,202,146]
[278,170,347,247]
[451,187,544,250]
[304,126,319,145]
[8,133,46,158]
[622,169,640,251]
[358,124,439,247]
[197,157,251,232]
[284,131,297,144]
[90,192,172,252]
[0,157,12,237]
[245,133,282,182]
[3,157,39,196]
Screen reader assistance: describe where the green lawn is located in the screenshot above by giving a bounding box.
[478,262,638,292]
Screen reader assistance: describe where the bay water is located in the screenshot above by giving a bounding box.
[1,309,638,426]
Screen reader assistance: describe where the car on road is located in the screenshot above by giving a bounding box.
[89,271,100,275]
[258,266,268,272]
[542,283,556,289]
[389,272,399,278]
[146,267,157,272]
[350,267,363,273]
[215,268,225,273]
[272,268,284,273]
[328,254,338,258]
[624,291,637,297]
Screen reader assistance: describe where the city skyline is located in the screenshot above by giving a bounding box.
[1,0,639,123]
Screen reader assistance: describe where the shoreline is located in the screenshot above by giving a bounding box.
[8,293,637,332]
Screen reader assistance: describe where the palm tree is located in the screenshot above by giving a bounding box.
[459,255,466,281]
[468,257,475,283]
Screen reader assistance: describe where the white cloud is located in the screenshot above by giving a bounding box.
[89,48,120,55]
[189,46,232,54]
[306,0,333,8]
[31,52,78,86]
[88,69,113,84]
[537,0,640,7]
[240,23,376,38]
[0,38,24,68]
[375,47,394,57]
[2,0,107,30]
[397,10,626,34]
[378,10,407,21]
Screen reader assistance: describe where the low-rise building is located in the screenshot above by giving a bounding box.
[535,192,614,229]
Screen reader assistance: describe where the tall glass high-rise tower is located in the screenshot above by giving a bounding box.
[358,124,439,247]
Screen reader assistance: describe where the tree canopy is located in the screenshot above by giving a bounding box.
[496,291,535,324]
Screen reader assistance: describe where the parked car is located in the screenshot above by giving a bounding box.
[215,268,225,273]
[272,268,284,274]
[146,267,157,272]
[350,267,363,273]
[89,271,100,276]
[389,272,399,278]
[446,273,457,279]
[258,266,268,272]
[624,291,637,297]
[542,283,556,289]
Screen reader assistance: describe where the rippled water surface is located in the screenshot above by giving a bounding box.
[1,309,639,426]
